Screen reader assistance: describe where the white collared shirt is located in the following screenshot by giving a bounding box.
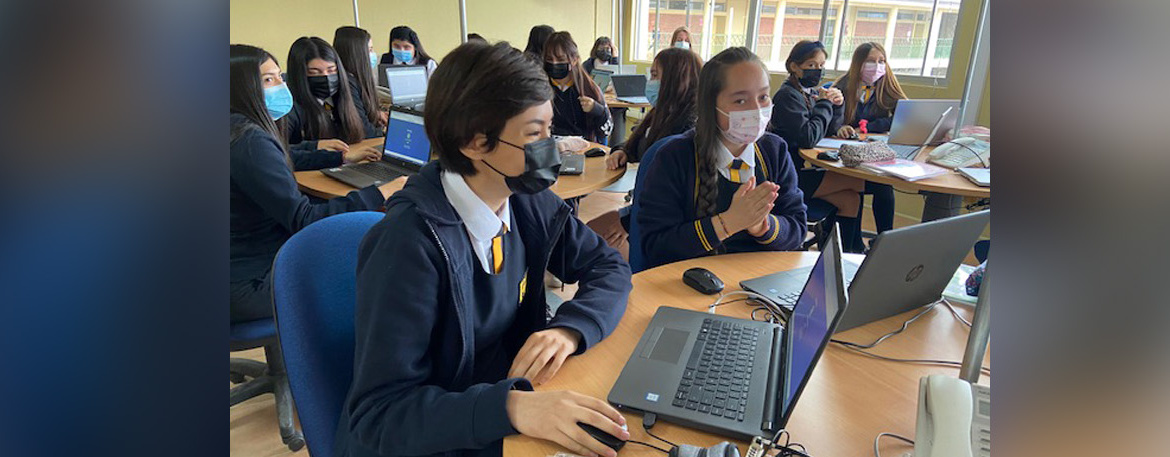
[714,140,756,182]
[440,170,513,274]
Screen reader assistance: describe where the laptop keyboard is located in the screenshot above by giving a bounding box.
[887,143,922,160]
[672,319,758,422]
[348,162,402,182]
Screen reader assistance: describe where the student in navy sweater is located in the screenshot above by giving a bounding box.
[334,26,387,133]
[335,41,632,457]
[283,37,378,145]
[832,42,907,234]
[582,36,619,75]
[768,40,866,252]
[542,31,613,143]
[378,25,439,78]
[636,47,807,270]
[228,44,392,323]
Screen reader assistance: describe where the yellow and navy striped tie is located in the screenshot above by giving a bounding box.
[490,227,507,275]
[862,86,872,103]
[728,159,749,183]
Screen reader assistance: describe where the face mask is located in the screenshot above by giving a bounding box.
[263,82,294,121]
[796,68,822,88]
[392,49,414,63]
[861,61,886,85]
[645,79,661,107]
[674,41,690,50]
[307,73,340,99]
[717,106,772,145]
[544,62,571,80]
[598,50,613,62]
[483,137,561,194]
[369,51,379,69]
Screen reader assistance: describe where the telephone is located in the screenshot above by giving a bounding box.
[913,375,991,457]
[928,137,990,169]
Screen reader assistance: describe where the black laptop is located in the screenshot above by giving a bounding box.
[611,74,650,105]
[320,109,431,189]
[608,229,848,440]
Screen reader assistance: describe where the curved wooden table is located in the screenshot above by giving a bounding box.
[799,146,990,199]
[505,251,989,457]
[294,138,625,201]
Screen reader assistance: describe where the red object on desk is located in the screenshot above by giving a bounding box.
[858,119,868,135]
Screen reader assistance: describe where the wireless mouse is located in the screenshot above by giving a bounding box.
[682,267,724,295]
[578,422,626,451]
[584,147,607,158]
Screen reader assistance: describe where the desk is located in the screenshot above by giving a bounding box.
[604,93,652,147]
[293,138,626,201]
[504,251,989,457]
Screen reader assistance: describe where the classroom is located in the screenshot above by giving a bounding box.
[230,0,991,455]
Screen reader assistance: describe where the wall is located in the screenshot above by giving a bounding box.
[230,0,353,65]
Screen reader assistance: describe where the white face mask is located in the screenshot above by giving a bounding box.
[674,41,691,50]
[717,106,772,145]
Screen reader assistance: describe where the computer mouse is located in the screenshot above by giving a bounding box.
[682,267,724,295]
[816,151,840,161]
[668,442,740,457]
[578,422,626,451]
[584,147,607,158]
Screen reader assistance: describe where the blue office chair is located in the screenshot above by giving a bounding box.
[271,211,385,457]
[230,322,304,450]
[627,134,683,273]
[802,198,839,251]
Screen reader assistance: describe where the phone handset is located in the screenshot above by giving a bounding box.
[928,137,990,169]
[914,375,976,457]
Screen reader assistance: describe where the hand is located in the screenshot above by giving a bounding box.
[343,145,381,164]
[508,327,580,385]
[837,125,857,139]
[579,96,596,113]
[376,110,389,128]
[507,390,629,457]
[605,149,627,169]
[826,87,844,105]
[377,176,407,199]
[587,210,627,247]
[746,216,770,237]
[721,177,779,235]
[317,138,350,153]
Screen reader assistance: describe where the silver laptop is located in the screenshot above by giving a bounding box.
[380,65,428,112]
[885,99,959,159]
[591,68,613,92]
[741,210,989,332]
[612,74,650,105]
[320,108,431,188]
[608,229,848,440]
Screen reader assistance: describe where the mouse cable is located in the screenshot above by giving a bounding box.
[831,302,941,350]
[626,440,670,454]
[940,298,973,327]
[873,432,914,457]
[641,413,678,447]
[709,291,785,320]
[766,430,813,457]
[832,342,991,376]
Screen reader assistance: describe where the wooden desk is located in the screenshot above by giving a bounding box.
[294,138,625,201]
[505,251,989,457]
[799,146,990,199]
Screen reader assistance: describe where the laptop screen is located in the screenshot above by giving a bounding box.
[385,66,428,103]
[383,110,430,166]
[612,75,646,97]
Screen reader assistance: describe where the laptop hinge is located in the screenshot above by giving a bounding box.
[760,326,783,432]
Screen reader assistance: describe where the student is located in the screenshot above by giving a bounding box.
[636,47,806,270]
[523,24,555,60]
[283,36,375,145]
[334,41,632,457]
[229,44,391,324]
[834,42,907,234]
[467,33,487,43]
[582,36,619,75]
[767,40,866,252]
[542,31,612,143]
[333,26,386,133]
[379,26,438,78]
[671,26,693,50]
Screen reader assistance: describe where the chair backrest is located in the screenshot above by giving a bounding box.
[271,211,384,457]
[627,134,683,273]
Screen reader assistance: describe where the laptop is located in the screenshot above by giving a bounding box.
[320,109,431,188]
[591,68,613,92]
[595,63,636,75]
[612,74,650,105]
[740,210,989,332]
[885,99,959,159]
[559,154,585,175]
[379,64,428,112]
[608,229,848,440]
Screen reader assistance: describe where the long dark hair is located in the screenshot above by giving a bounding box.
[590,36,614,61]
[694,47,766,218]
[389,26,433,65]
[524,25,555,58]
[626,47,701,158]
[838,42,907,125]
[286,36,364,143]
[230,44,289,166]
[333,26,380,127]
[542,31,603,103]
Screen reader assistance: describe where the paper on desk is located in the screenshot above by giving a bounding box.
[942,264,978,305]
[815,138,866,149]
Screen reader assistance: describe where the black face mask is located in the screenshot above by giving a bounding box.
[598,50,613,62]
[483,137,561,194]
[307,73,340,99]
[797,68,823,88]
[544,62,571,80]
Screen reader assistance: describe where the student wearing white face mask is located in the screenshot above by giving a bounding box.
[636,47,807,270]
[671,26,693,50]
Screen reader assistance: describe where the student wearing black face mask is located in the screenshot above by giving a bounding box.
[334,41,631,457]
[542,31,613,143]
[283,36,377,146]
[582,36,619,75]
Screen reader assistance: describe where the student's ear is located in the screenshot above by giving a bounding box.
[459,133,491,161]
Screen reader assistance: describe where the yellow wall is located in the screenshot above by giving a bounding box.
[230,0,354,66]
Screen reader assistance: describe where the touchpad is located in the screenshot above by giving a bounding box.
[643,328,690,364]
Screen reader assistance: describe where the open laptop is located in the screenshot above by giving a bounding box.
[608,228,848,440]
[596,63,636,75]
[884,99,959,159]
[741,210,989,332]
[612,74,650,104]
[591,68,613,92]
[379,64,428,112]
[320,108,431,188]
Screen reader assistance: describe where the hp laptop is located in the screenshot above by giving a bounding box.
[612,74,650,105]
[320,108,431,188]
[380,65,428,112]
[608,229,848,440]
[885,99,959,159]
[741,210,989,332]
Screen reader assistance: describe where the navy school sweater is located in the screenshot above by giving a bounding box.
[636,130,807,270]
[768,82,843,169]
[833,74,896,133]
[282,85,380,145]
[550,82,613,143]
[334,162,632,457]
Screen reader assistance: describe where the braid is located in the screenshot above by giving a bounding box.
[694,133,721,219]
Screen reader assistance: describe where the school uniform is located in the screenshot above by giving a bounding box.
[346,74,381,138]
[378,53,439,78]
[636,129,807,270]
[550,80,613,143]
[618,114,696,164]
[834,74,895,133]
[282,90,379,145]
[333,162,632,457]
[768,82,844,198]
[582,56,619,75]
[228,113,384,323]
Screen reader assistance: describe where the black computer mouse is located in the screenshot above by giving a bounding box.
[817,151,840,161]
[584,147,607,158]
[682,267,724,295]
[578,422,626,451]
[668,442,741,457]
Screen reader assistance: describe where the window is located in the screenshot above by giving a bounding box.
[856,10,888,19]
[632,0,748,61]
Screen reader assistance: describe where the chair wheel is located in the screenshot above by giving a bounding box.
[286,436,305,451]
